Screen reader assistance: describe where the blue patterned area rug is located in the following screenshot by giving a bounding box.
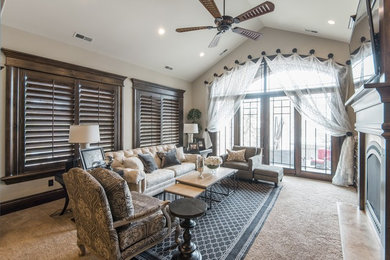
[135,179,282,260]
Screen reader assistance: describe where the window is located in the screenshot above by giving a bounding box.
[240,98,261,147]
[269,97,294,168]
[3,49,124,183]
[132,79,184,148]
[216,60,340,179]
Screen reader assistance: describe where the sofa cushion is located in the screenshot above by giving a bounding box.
[145,169,175,189]
[157,149,181,168]
[167,162,196,177]
[176,147,186,162]
[89,168,134,221]
[227,149,246,162]
[233,146,257,161]
[138,153,158,173]
[223,161,250,171]
[123,156,144,171]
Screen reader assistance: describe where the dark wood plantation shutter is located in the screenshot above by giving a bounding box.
[132,79,184,148]
[24,70,75,172]
[79,81,119,152]
[3,49,125,184]
[139,93,162,147]
[162,97,180,145]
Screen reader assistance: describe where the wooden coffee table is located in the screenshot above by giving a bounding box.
[175,167,238,209]
[163,183,205,200]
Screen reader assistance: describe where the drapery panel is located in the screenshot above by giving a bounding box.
[265,54,354,186]
[207,61,260,133]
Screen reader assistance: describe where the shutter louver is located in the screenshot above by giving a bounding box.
[24,71,75,170]
[79,81,117,152]
[162,98,180,145]
[139,94,162,147]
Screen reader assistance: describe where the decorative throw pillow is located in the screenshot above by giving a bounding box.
[89,168,134,221]
[123,156,144,171]
[147,152,162,168]
[176,147,186,162]
[226,149,246,162]
[138,153,158,173]
[158,149,181,168]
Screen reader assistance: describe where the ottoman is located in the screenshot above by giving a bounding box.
[253,165,284,187]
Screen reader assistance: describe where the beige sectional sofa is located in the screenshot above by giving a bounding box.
[105,144,200,196]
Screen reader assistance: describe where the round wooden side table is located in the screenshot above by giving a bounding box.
[170,198,207,260]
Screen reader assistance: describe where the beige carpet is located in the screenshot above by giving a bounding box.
[245,176,356,260]
[0,176,356,260]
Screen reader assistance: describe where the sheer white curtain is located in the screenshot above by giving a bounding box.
[207,60,259,133]
[351,41,376,89]
[265,53,354,186]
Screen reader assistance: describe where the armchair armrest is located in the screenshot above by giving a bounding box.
[220,153,228,163]
[113,200,170,229]
[248,154,263,172]
[184,153,202,163]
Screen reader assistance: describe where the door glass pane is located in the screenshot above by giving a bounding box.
[217,117,234,155]
[301,119,332,174]
[269,97,294,168]
[301,93,332,174]
[240,98,261,147]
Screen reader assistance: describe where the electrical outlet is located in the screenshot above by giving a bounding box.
[48,179,54,187]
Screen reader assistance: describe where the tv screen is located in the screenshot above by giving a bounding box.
[349,0,379,89]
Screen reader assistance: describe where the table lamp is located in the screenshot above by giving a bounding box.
[184,123,198,147]
[68,124,100,149]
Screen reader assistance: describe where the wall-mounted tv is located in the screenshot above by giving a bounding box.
[349,0,380,89]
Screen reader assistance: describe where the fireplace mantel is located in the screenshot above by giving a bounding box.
[347,82,390,258]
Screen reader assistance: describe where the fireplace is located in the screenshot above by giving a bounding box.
[366,140,384,235]
[348,85,390,258]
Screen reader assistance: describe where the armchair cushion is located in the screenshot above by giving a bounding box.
[117,192,166,250]
[90,168,134,221]
[117,211,166,251]
[138,153,158,173]
[233,145,257,161]
[223,161,250,171]
[227,149,246,162]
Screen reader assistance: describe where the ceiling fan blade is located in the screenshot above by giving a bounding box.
[176,26,214,33]
[208,32,222,48]
[199,0,222,18]
[232,27,262,40]
[234,1,275,23]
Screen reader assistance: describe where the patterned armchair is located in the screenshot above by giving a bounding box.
[63,168,178,260]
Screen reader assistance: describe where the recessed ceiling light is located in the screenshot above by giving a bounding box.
[158,28,166,35]
[328,20,335,25]
[199,52,205,57]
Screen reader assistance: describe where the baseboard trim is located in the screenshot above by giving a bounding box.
[0,189,65,216]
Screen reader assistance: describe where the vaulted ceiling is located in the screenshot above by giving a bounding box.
[1,0,359,82]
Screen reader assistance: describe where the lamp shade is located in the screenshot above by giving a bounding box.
[184,123,198,134]
[68,125,100,144]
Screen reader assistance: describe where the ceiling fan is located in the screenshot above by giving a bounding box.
[176,0,275,48]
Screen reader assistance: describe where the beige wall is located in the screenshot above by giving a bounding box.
[0,25,193,202]
[191,27,352,132]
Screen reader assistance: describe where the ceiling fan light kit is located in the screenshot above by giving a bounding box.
[176,0,275,48]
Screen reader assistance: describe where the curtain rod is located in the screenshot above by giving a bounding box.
[204,48,351,85]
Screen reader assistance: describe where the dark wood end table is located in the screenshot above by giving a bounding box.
[170,198,207,260]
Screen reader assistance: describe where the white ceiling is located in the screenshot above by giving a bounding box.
[1,0,359,82]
